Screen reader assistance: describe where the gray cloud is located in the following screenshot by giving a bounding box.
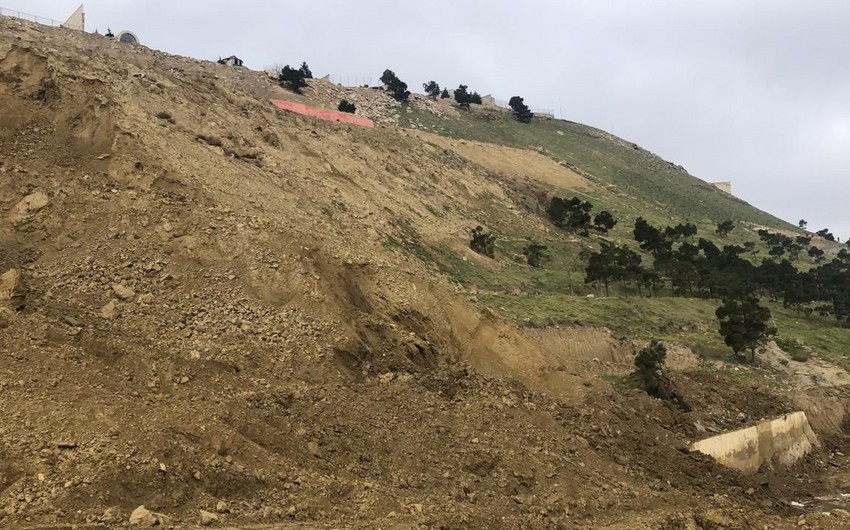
[19,0,850,238]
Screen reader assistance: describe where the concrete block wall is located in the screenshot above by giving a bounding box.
[691,411,819,473]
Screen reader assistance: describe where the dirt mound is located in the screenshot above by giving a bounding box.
[1,16,849,529]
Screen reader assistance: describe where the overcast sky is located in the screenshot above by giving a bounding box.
[15,1,850,238]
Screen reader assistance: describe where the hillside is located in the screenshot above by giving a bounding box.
[1,16,850,530]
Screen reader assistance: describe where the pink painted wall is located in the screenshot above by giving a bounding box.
[270,99,374,128]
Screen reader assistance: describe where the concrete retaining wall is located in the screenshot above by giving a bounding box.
[691,411,819,473]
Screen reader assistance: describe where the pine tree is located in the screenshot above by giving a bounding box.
[380,69,410,102]
[508,96,533,123]
[423,81,440,98]
[716,296,777,360]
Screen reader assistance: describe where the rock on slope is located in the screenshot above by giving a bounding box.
[2,16,850,530]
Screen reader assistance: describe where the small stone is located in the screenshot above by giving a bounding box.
[10,192,48,222]
[307,441,321,458]
[112,283,135,300]
[129,505,157,526]
[199,510,218,526]
[0,269,25,311]
[179,376,190,384]
[0,307,15,329]
[215,500,228,513]
[100,300,119,319]
[193,471,201,480]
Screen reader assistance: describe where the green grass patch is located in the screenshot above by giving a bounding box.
[403,106,797,237]
[773,336,810,362]
[771,306,850,370]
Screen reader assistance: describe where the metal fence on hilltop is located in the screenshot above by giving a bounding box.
[0,6,62,27]
[328,75,375,88]
[493,97,555,117]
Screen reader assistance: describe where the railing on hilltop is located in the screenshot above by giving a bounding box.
[328,75,374,88]
[493,97,555,117]
[0,6,62,27]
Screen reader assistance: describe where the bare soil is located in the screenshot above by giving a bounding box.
[2,16,850,529]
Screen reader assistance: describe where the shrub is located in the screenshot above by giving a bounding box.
[337,100,356,114]
[522,242,548,267]
[469,226,496,258]
[440,88,450,99]
[716,219,734,237]
[634,340,690,411]
[774,336,810,362]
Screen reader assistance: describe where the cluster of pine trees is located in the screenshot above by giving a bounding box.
[581,214,849,358]
[470,193,849,359]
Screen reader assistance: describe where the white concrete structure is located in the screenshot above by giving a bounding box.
[116,30,139,45]
[63,4,84,31]
[713,181,732,195]
[691,411,819,474]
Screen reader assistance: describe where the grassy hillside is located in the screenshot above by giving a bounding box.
[401,105,795,233]
[396,104,850,367]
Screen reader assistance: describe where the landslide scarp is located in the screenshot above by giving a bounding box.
[1,15,849,530]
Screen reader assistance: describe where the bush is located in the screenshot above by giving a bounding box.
[279,65,307,93]
[469,226,496,258]
[522,242,548,267]
[774,336,810,362]
[380,69,410,102]
[440,88,450,99]
[337,100,356,113]
[634,340,690,411]
[716,219,734,237]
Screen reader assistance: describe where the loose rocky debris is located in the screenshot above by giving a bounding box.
[1,14,850,530]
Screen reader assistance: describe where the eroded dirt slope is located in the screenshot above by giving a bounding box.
[2,17,850,530]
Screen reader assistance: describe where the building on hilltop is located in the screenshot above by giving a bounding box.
[713,182,733,195]
[218,56,244,67]
[63,4,85,31]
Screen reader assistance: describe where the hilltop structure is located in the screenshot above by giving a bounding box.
[713,181,733,195]
[62,4,84,31]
